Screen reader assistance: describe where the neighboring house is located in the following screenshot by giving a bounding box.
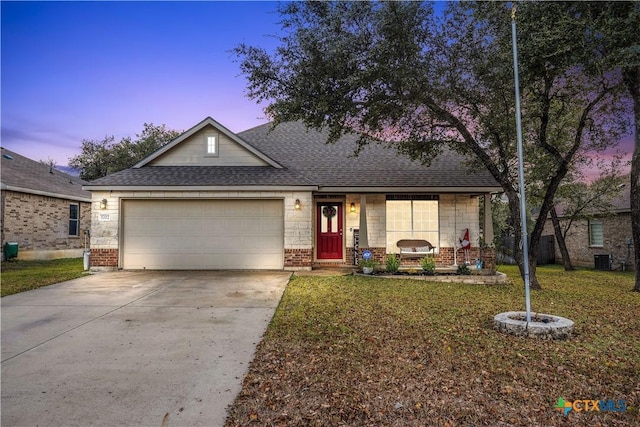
[1,147,91,260]
[543,178,635,271]
[84,117,502,271]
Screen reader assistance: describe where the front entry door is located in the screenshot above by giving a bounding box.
[316,203,343,259]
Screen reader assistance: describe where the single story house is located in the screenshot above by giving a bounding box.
[543,178,635,271]
[1,147,91,260]
[84,117,501,271]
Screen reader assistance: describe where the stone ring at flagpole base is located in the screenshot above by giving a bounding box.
[494,312,573,340]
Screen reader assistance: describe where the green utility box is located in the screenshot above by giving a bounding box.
[4,242,19,260]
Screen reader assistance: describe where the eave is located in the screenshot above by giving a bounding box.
[1,183,92,203]
[83,185,319,192]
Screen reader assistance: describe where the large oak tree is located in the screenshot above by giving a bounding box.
[235,1,633,289]
[69,123,180,181]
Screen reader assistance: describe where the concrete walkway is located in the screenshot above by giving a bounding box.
[1,270,290,427]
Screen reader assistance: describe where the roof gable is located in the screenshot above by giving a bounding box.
[85,119,501,191]
[0,147,91,201]
[134,117,282,169]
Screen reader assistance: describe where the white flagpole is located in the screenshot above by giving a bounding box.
[511,5,532,324]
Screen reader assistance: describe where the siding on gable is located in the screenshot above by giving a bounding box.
[148,127,269,167]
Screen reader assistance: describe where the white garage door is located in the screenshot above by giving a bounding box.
[122,199,284,269]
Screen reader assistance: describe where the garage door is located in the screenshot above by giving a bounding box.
[122,199,283,269]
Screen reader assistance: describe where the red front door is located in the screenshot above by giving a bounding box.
[316,203,343,259]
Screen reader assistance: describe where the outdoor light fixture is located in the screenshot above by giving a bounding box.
[294,199,301,210]
[350,202,356,213]
[100,199,108,210]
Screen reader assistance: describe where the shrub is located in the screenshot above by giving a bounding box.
[420,256,436,273]
[456,264,471,275]
[385,254,400,273]
[360,259,379,269]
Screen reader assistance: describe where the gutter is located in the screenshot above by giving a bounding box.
[82,185,319,192]
[317,186,503,193]
[0,183,91,203]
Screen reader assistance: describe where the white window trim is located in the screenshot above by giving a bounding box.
[386,197,440,253]
[205,133,219,157]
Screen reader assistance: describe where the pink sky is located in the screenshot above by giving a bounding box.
[1,1,634,176]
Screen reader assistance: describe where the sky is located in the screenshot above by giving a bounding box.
[1,1,281,166]
[0,1,634,175]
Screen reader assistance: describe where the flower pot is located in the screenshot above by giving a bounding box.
[362,266,374,274]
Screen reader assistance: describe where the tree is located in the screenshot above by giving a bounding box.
[550,173,626,270]
[577,1,640,290]
[69,123,180,181]
[629,70,640,290]
[235,1,631,289]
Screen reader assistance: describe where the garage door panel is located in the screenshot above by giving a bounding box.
[223,218,244,235]
[202,219,225,237]
[242,219,264,235]
[123,200,283,269]
[223,204,244,216]
[241,203,263,216]
[262,203,283,217]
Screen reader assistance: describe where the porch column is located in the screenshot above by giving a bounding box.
[359,194,369,248]
[484,194,494,245]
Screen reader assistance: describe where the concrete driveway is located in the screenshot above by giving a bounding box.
[1,270,290,427]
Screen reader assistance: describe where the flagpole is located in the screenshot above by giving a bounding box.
[511,5,532,324]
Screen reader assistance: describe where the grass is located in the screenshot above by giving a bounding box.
[226,265,639,426]
[1,258,86,297]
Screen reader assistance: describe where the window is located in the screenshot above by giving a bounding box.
[589,219,603,247]
[205,134,218,156]
[386,195,439,253]
[69,203,79,236]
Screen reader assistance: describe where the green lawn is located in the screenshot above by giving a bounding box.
[226,265,639,426]
[1,258,86,297]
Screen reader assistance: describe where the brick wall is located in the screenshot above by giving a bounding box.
[347,247,387,265]
[90,249,119,267]
[1,190,90,258]
[284,248,313,269]
[543,213,635,270]
[394,247,495,269]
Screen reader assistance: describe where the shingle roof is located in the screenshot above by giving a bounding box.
[0,147,91,201]
[86,120,501,190]
[238,121,500,188]
[88,166,311,187]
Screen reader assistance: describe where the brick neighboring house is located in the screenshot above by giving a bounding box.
[84,117,502,271]
[1,147,91,260]
[543,178,635,271]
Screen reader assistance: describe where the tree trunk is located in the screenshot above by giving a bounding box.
[550,206,575,271]
[623,66,640,292]
[508,194,542,290]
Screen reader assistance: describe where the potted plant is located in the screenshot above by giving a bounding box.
[420,256,436,275]
[385,254,400,274]
[360,259,378,274]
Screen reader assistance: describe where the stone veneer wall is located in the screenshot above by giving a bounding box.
[1,190,91,260]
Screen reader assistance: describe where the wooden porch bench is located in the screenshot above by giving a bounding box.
[396,239,435,259]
